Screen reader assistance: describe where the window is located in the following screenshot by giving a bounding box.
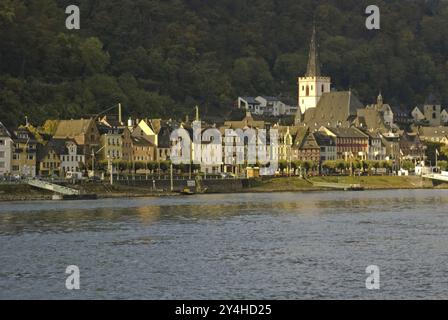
[0,161,4,169]
[322,84,325,93]
[306,86,310,96]
[0,139,4,145]
[0,151,4,158]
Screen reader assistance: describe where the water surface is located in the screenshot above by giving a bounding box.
[1,190,448,299]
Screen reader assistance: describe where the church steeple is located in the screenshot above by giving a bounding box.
[306,24,320,77]
[297,24,331,116]
[377,92,383,108]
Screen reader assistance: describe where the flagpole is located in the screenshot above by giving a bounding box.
[436,148,438,171]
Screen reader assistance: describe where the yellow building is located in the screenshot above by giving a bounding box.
[11,127,37,177]
[37,141,61,177]
[100,128,123,161]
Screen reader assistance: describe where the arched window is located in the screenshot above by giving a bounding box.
[322,84,325,93]
[306,86,310,96]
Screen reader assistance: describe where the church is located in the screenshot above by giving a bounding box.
[295,27,381,131]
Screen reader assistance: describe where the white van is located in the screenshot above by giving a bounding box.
[66,171,83,180]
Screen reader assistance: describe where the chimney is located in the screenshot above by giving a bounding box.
[128,117,133,127]
[118,103,122,125]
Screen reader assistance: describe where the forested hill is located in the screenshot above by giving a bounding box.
[1,0,448,127]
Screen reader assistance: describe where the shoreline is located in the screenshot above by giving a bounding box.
[1,176,447,202]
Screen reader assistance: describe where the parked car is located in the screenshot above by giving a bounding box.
[66,171,83,180]
[220,172,235,178]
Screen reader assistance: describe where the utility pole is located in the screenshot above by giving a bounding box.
[436,148,439,171]
[170,162,173,192]
[91,150,95,177]
[108,156,113,185]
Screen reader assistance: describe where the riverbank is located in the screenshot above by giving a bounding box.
[1,176,447,202]
[247,176,448,192]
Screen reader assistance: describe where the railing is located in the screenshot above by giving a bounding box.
[27,179,80,195]
[422,173,448,182]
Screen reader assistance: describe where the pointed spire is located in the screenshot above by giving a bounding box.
[306,24,321,77]
[377,92,383,108]
[195,105,200,122]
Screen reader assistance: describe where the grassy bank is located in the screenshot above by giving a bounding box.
[246,175,448,192]
[310,175,435,189]
[1,175,447,202]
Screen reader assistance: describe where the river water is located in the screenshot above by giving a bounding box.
[1,190,448,299]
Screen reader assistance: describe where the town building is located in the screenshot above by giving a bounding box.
[36,141,61,177]
[53,118,100,159]
[237,96,296,116]
[56,139,86,174]
[364,131,386,161]
[319,127,369,160]
[411,94,445,126]
[356,93,394,130]
[131,119,158,145]
[132,136,156,163]
[391,105,413,127]
[296,130,321,163]
[275,126,294,162]
[237,97,263,114]
[380,132,401,160]
[0,122,13,176]
[399,131,427,161]
[417,126,448,145]
[11,127,38,177]
[313,132,337,162]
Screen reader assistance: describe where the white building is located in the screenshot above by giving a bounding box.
[59,140,85,174]
[298,26,331,114]
[237,97,263,114]
[411,94,445,126]
[237,96,296,116]
[0,122,13,176]
[441,109,448,125]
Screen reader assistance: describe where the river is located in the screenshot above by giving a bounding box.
[1,190,448,299]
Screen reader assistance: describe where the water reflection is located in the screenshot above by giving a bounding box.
[1,190,448,299]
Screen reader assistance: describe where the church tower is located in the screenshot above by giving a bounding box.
[298,26,331,114]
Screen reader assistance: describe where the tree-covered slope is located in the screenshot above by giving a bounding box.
[1,0,447,127]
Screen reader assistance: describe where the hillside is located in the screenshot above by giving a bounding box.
[1,0,448,127]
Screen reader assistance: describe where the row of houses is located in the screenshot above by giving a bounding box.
[0,115,175,178]
[0,106,439,178]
